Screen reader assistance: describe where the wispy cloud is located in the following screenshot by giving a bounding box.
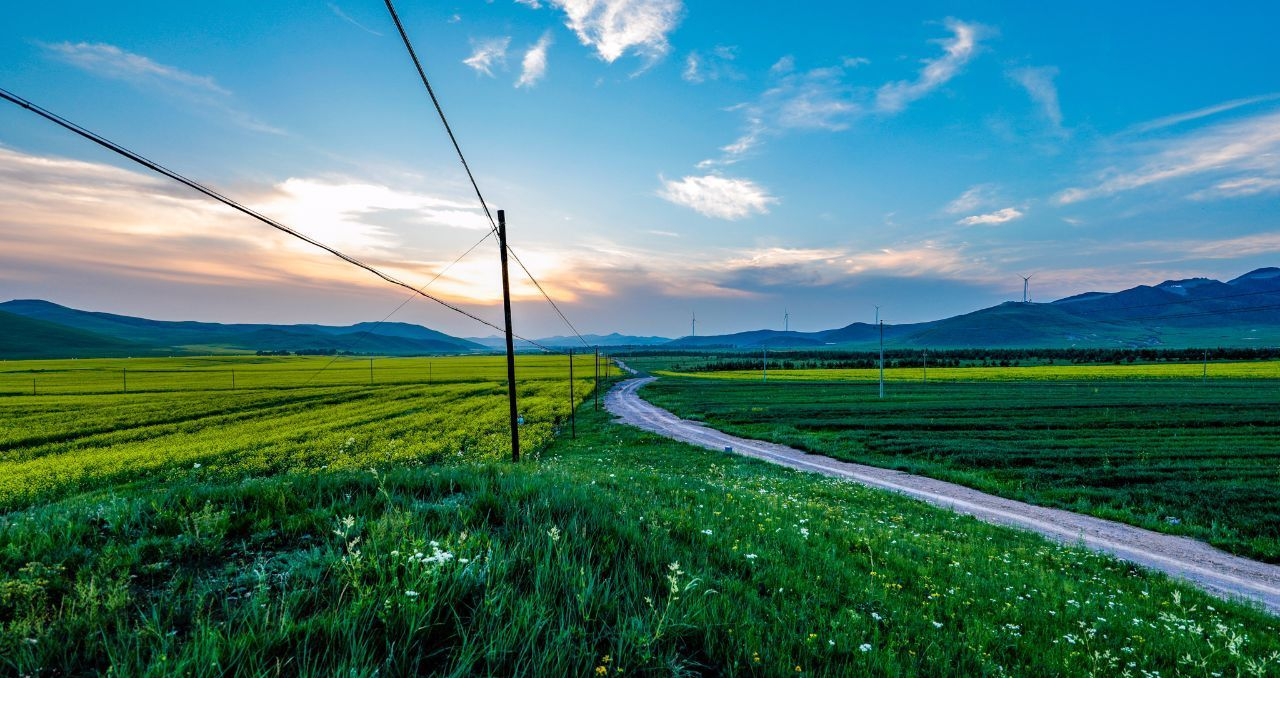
[1189,176,1280,200]
[874,19,986,114]
[39,41,283,135]
[957,207,1023,226]
[1129,93,1280,134]
[328,3,383,36]
[1056,108,1280,204]
[657,174,777,220]
[547,0,683,65]
[516,32,554,88]
[464,37,511,77]
[945,183,1001,215]
[682,45,740,84]
[1009,65,1063,132]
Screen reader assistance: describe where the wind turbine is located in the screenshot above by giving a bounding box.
[784,308,790,332]
[1020,274,1035,303]
[691,311,696,338]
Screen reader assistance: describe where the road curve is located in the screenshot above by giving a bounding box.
[606,374,1280,616]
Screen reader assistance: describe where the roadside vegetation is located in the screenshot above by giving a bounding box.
[638,367,1280,562]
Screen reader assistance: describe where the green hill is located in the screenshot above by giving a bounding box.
[0,310,152,359]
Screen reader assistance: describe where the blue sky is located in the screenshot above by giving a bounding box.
[2,1,1278,338]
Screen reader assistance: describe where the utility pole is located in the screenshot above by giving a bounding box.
[763,346,767,383]
[878,320,885,399]
[594,347,600,411]
[123,367,128,394]
[369,357,374,385]
[922,348,927,384]
[498,209,520,462]
[232,369,236,390]
[1203,349,1208,384]
[568,349,576,439]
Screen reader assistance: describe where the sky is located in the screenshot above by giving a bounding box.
[2,1,1279,339]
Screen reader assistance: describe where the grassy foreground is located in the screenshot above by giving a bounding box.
[3,403,1279,677]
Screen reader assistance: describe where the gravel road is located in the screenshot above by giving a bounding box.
[606,373,1280,616]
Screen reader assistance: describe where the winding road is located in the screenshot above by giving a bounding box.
[606,374,1280,615]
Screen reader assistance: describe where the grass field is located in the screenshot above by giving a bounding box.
[3,401,1280,677]
[654,360,1280,383]
[4,354,1280,676]
[638,365,1280,562]
[0,355,596,509]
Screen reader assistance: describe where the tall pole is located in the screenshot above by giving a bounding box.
[568,349,576,439]
[369,357,374,385]
[594,347,600,411]
[922,348,927,384]
[498,209,520,462]
[1203,349,1208,384]
[878,320,885,400]
[123,367,127,394]
[691,311,696,338]
[763,346,767,383]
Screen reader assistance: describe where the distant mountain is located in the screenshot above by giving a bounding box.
[662,267,1280,350]
[0,300,486,358]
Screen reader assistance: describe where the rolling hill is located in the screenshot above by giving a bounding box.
[0,300,486,358]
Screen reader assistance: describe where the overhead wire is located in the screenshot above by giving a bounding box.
[382,0,593,351]
[0,86,557,352]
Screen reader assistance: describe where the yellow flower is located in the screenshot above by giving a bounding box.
[794,665,803,673]
[594,666,607,677]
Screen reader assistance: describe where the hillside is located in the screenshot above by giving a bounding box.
[663,267,1280,350]
[0,310,153,359]
[0,300,486,357]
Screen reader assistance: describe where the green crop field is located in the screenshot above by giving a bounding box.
[638,365,1280,562]
[3,354,1280,677]
[0,355,596,509]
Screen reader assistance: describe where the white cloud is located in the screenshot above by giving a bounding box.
[464,37,511,77]
[957,207,1023,226]
[874,19,985,114]
[1009,66,1063,131]
[1129,93,1280,134]
[1189,176,1280,200]
[39,41,283,135]
[548,0,682,64]
[657,174,777,220]
[517,33,553,87]
[945,184,1000,215]
[1056,108,1280,204]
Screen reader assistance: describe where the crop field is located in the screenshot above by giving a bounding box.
[0,355,596,509]
[656,360,1280,383]
[639,366,1280,562]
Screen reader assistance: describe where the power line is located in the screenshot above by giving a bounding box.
[506,243,591,348]
[0,86,558,351]
[382,1,592,352]
[383,0,497,234]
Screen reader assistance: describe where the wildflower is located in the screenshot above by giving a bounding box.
[859,644,872,653]
[752,652,761,663]
[193,462,202,469]
[744,553,758,560]
[794,665,802,673]
[932,621,943,629]
[404,590,419,597]
[701,529,713,536]
[547,526,562,543]
[594,666,607,677]
[871,612,882,621]
[799,527,810,539]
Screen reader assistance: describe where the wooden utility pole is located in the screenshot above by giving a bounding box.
[878,320,885,399]
[594,347,600,411]
[568,349,576,439]
[369,357,374,385]
[498,210,520,462]
[123,368,128,394]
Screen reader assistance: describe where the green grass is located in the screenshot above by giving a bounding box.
[3,404,1280,677]
[639,373,1280,562]
[0,355,594,509]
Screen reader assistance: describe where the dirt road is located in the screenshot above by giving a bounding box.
[606,374,1280,615]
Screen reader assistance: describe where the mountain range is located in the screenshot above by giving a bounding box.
[3,268,1277,358]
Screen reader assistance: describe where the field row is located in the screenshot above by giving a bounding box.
[657,360,1280,383]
